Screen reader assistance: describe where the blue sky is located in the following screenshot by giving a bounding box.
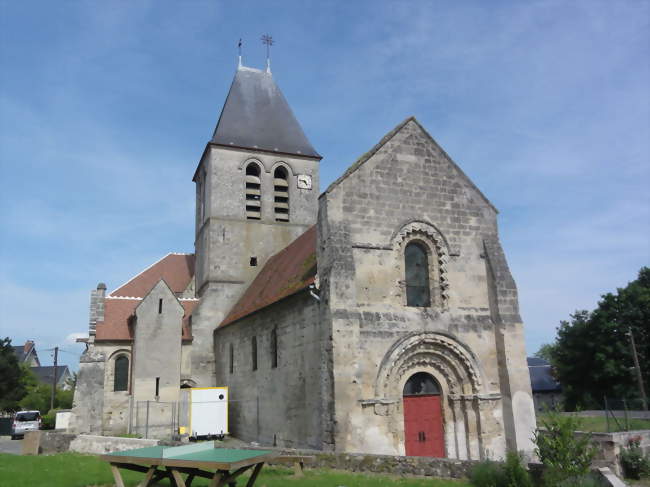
[1,1,648,369]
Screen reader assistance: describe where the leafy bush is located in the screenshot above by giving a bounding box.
[503,451,533,487]
[41,409,57,430]
[469,452,532,487]
[470,460,505,487]
[533,409,597,486]
[620,436,650,480]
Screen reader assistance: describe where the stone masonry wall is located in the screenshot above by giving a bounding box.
[191,145,320,388]
[316,118,535,459]
[213,291,324,450]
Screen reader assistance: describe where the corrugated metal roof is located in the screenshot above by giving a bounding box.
[211,66,320,159]
[220,225,317,327]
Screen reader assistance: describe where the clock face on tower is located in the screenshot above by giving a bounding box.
[297,174,312,190]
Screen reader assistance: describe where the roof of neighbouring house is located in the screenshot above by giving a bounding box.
[220,225,317,328]
[31,365,70,385]
[12,340,38,365]
[95,297,197,342]
[527,357,562,393]
[110,253,195,298]
[211,66,320,159]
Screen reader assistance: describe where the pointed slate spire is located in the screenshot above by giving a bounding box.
[211,66,321,159]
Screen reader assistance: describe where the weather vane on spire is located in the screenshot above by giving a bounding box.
[237,38,243,68]
[261,34,273,72]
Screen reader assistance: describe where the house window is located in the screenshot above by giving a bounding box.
[251,336,258,371]
[245,163,262,220]
[405,242,431,307]
[270,328,278,368]
[114,355,129,392]
[273,167,289,222]
[229,343,234,374]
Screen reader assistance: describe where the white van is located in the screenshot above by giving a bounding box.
[11,410,41,439]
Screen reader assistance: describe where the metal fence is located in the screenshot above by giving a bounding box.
[130,392,244,440]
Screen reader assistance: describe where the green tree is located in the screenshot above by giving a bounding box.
[534,343,557,363]
[0,337,28,411]
[551,267,649,410]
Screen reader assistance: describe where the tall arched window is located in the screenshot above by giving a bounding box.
[405,242,431,307]
[245,163,261,220]
[114,355,129,392]
[273,167,289,222]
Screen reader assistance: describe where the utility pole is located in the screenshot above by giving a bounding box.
[50,347,58,411]
[628,327,648,411]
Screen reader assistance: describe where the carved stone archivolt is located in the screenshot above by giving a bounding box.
[391,221,451,306]
[374,332,483,399]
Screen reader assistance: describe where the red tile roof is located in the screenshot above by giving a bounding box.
[220,225,317,328]
[95,296,197,342]
[110,254,195,298]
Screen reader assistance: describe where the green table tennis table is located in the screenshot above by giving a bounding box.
[100,441,276,487]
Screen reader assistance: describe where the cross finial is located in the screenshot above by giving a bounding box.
[261,34,273,73]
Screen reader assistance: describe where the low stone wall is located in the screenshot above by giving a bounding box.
[306,451,476,478]
[69,434,160,455]
[24,431,160,456]
[577,429,650,476]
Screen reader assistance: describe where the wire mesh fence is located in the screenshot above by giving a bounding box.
[129,393,250,440]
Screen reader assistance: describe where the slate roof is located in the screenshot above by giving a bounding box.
[527,357,562,393]
[220,225,317,327]
[31,365,70,386]
[12,341,39,365]
[110,254,195,298]
[95,297,196,342]
[211,66,320,159]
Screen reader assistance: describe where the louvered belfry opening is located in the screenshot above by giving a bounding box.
[245,163,262,220]
[274,167,289,222]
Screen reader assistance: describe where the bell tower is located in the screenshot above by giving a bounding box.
[189,63,321,386]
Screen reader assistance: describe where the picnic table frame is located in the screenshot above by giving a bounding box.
[101,444,277,487]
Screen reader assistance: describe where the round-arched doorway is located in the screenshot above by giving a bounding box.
[402,372,445,457]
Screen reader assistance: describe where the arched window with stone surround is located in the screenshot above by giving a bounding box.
[273,167,289,221]
[114,355,129,392]
[245,163,262,220]
[405,241,431,307]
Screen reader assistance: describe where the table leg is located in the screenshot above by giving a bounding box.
[168,467,187,487]
[245,463,264,487]
[110,464,126,487]
[185,473,196,487]
[138,466,157,487]
[208,471,223,487]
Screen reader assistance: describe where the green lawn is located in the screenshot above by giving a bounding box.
[0,453,470,487]
[537,414,650,433]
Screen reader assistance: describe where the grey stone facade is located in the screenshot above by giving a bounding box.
[71,63,535,459]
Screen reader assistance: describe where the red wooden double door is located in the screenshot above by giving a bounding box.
[403,394,445,457]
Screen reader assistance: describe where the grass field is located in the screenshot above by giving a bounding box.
[0,453,470,487]
[537,414,650,433]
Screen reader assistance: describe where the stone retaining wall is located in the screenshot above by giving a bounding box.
[577,429,650,476]
[69,434,159,455]
[24,431,160,456]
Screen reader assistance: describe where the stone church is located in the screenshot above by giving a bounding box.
[70,60,536,460]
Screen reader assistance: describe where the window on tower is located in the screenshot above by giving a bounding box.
[245,163,262,220]
[273,167,289,222]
